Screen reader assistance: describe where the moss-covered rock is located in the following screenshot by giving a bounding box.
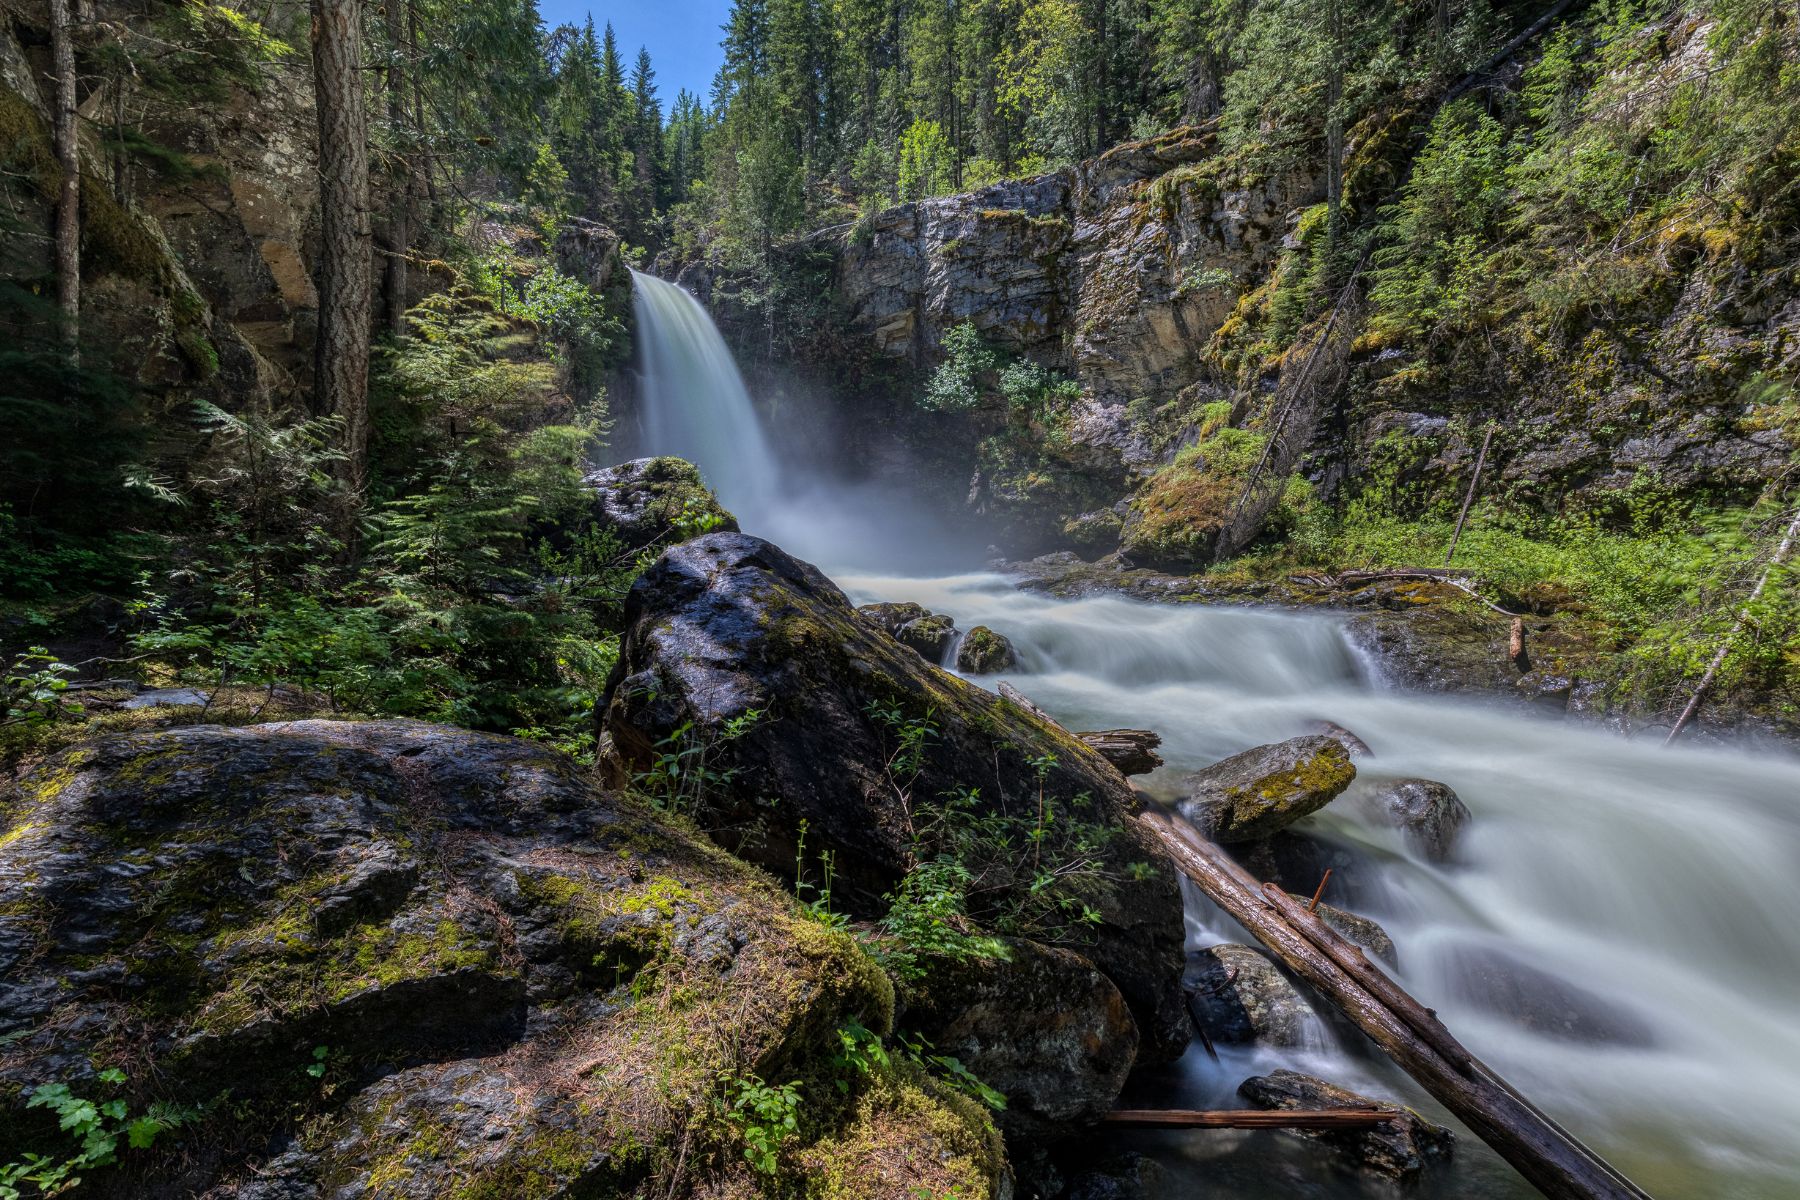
[0,720,993,1199]
[954,626,1019,675]
[1177,735,1357,843]
[581,455,739,555]
[602,532,1190,1062]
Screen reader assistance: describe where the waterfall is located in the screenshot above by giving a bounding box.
[629,269,780,519]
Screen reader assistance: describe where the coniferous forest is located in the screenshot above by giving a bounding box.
[3,2,1800,1199]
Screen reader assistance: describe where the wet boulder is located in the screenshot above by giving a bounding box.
[1178,736,1357,842]
[1,721,1002,1199]
[899,938,1138,1137]
[1369,778,1471,862]
[579,455,738,554]
[602,532,1190,1060]
[1077,729,1165,777]
[956,626,1020,674]
[1184,944,1317,1046]
[1237,1070,1454,1180]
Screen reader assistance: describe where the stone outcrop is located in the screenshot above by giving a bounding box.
[860,601,960,664]
[955,625,1019,674]
[602,532,1190,1061]
[0,720,1005,1198]
[1177,735,1357,842]
[1238,1070,1455,1180]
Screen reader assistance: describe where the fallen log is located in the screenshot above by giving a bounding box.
[1103,1108,1397,1130]
[1139,809,1653,1200]
[1076,728,1165,776]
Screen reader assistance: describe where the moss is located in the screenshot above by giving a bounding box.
[793,1061,1004,1200]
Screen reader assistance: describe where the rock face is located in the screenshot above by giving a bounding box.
[860,602,960,664]
[0,721,1004,1198]
[580,455,739,554]
[1183,944,1317,1046]
[1238,1070,1455,1180]
[956,625,1019,674]
[900,939,1138,1137]
[1369,778,1472,862]
[1178,736,1356,842]
[602,532,1190,1060]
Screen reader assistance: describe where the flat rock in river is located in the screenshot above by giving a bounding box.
[1238,1069,1454,1180]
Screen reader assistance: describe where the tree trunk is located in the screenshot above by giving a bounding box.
[49,0,80,365]
[1324,0,1345,259]
[383,0,409,336]
[311,0,374,504]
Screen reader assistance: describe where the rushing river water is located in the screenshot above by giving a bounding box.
[625,273,1800,1199]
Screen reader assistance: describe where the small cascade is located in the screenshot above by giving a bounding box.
[629,269,780,519]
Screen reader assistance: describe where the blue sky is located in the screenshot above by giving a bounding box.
[538,1,733,106]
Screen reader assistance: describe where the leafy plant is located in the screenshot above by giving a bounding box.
[717,1073,802,1177]
[1,1070,195,1199]
[1,649,83,728]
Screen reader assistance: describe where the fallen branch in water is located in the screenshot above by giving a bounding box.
[1664,504,1800,747]
[1102,1108,1398,1130]
[1139,809,1653,1200]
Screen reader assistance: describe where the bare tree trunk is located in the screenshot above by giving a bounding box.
[49,0,80,365]
[383,0,409,336]
[1665,506,1800,746]
[311,0,374,505]
[1324,0,1344,258]
[1445,423,1495,566]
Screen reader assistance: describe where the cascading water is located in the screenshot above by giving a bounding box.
[629,269,780,520]
[624,273,1800,1199]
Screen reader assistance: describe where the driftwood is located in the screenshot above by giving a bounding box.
[1295,567,1528,618]
[1140,810,1653,1200]
[1103,1108,1398,1130]
[1075,729,1165,776]
[998,682,1165,776]
[1665,505,1800,746]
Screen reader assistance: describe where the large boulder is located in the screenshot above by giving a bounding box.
[580,456,738,554]
[899,939,1138,1137]
[1438,944,1656,1046]
[602,533,1190,1060]
[1183,944,1317,1046]
[1238,1070,1454,1180]
[1178,736,1356,842]
[1369,778,1472,862]
[0,721,1003,1199]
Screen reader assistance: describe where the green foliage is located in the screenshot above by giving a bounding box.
[874,859,1012,981]
[717,1073,803,1176]
[1,648,83,728]
[1,1071,195,1200]
[516,264,625,376]
[898,120,956,202]
[634,709,765,815]
[923,324,1002,413]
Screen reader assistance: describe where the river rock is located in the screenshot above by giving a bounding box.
[1286,895,1397,964]
[956,625,1019,673]
[1370,778,1471,862]
[859,602,960,663]
[1227,830,1382,909]
[1184,944,1316,1046]
[580,455,738,553]
[1237,1070,1454,1180]
[0,721,1003,1198]
[900,938,1137,1137]
[1439,944,1657,1046]
[602,532,1190,1060]
[1178,736,1357,842]
[1077,729,1165,776]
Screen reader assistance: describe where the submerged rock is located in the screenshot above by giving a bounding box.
[900,938,1137,1137]
[580,455,738,553]
[1237,1070,1454,1180]
[602,532,1190,1060]
[0,721,1003,1198]
[956,625,1020,674]
[1183,944,1317,1046]
[1178,736,1357,842]
[1439,944,1657,1046]
[1369,778,1471,862]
